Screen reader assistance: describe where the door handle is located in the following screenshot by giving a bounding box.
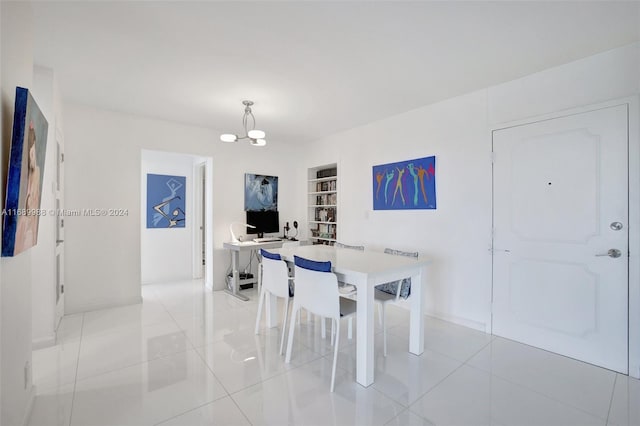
[595,249,621,258]
[488,247,510,254]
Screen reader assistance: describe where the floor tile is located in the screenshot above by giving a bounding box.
[55,313,84,343]
[32,338,81,392]
[195,331,319,394]
[410,365,605,426]
[607,373,640,426]
[172,308,256,348]
[288,314,357,357]
[71,350,227,426]
[374,341,462,406]
[232,357,404,426]
[29,280,631,426]
[156,396,251,426]
[467,337,616,419]
[82,300,174,337]
[77,320,192,380]
[385,409,436,426]
[336,332,463,406]
[27,383,74,426]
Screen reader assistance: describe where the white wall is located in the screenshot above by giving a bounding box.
[0,2,36,425]
[63,104,305,313]
[303,43,640,337]
[31,66,62,349]
[141,150,199,284]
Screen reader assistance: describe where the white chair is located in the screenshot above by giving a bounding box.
[375,248,419,356]
[330,242,363,340]
[254,249,293,355]
[285,255,356,392]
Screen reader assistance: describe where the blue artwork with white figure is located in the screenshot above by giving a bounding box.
[372,156,436,210]
[244,173,278,211]
[147,174,186,228]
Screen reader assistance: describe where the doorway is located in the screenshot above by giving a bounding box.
[140,150,213,287]
[492,104,629,373]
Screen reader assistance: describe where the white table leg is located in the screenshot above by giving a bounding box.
[409,266,425,355]
[356,277,375,386]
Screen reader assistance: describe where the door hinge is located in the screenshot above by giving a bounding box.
[61,152,65,163]
[61,285,64,294]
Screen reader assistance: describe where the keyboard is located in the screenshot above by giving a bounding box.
[252,237,282,243]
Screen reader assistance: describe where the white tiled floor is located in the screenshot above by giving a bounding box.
[29,280,639,426]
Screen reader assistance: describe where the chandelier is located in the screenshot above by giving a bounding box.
[220,100,266,147]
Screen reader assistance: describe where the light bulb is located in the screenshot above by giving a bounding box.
[248,129,265,139]
[220,134,237,142]
[250,138,266,147]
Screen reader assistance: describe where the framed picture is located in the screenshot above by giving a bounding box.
[244,173,278,211]
[372,155,436,210]
[2,87,48,257]
[146,174,186,228]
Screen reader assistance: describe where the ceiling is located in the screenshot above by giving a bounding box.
[31,1,640,146]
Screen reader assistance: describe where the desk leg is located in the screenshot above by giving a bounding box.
[409,266,425,355]
[356,277,375,387]
[225,250,249,301]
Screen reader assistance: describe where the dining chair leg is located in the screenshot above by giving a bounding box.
[285,303,299,364]
[347,317,353,340]
[254,287,265,335]
[378,303,383,326]
[331,319,336,346]
[330,319,341,392]
[280,297,290,355]
[382,304,387,357]
[321,317,327,339]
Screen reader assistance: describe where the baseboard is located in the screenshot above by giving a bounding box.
[390,299,488,333]
[32,334,56,350]
[427,310,488,333]
[65,296,143,315]
[22,384,36,426]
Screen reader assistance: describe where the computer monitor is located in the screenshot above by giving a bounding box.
[246,210,279,236]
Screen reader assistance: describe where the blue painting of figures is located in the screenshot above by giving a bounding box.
[372,156,436,210]
[147,174,186,228]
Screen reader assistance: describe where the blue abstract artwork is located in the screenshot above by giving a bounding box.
[2,87,49,257]
[146,174,186,228]
[372,156,436,210]
[244,173,278,211]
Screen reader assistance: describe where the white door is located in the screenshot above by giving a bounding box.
[55,127,65,327]
[193,162,205,279]
[492,105,629,373]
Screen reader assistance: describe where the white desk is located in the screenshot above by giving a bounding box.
[223,240,284,301]
[272,245,430,387]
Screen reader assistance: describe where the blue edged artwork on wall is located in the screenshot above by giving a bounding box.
[146,174,186,228]
[244,173,278,211]
[372,156,436,210]
[2,87,49,257]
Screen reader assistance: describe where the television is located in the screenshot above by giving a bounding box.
[246,210,279,236]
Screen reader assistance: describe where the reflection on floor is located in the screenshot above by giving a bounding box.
[29,280,639,426]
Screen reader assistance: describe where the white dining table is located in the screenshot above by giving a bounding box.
[270,244,431,387]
